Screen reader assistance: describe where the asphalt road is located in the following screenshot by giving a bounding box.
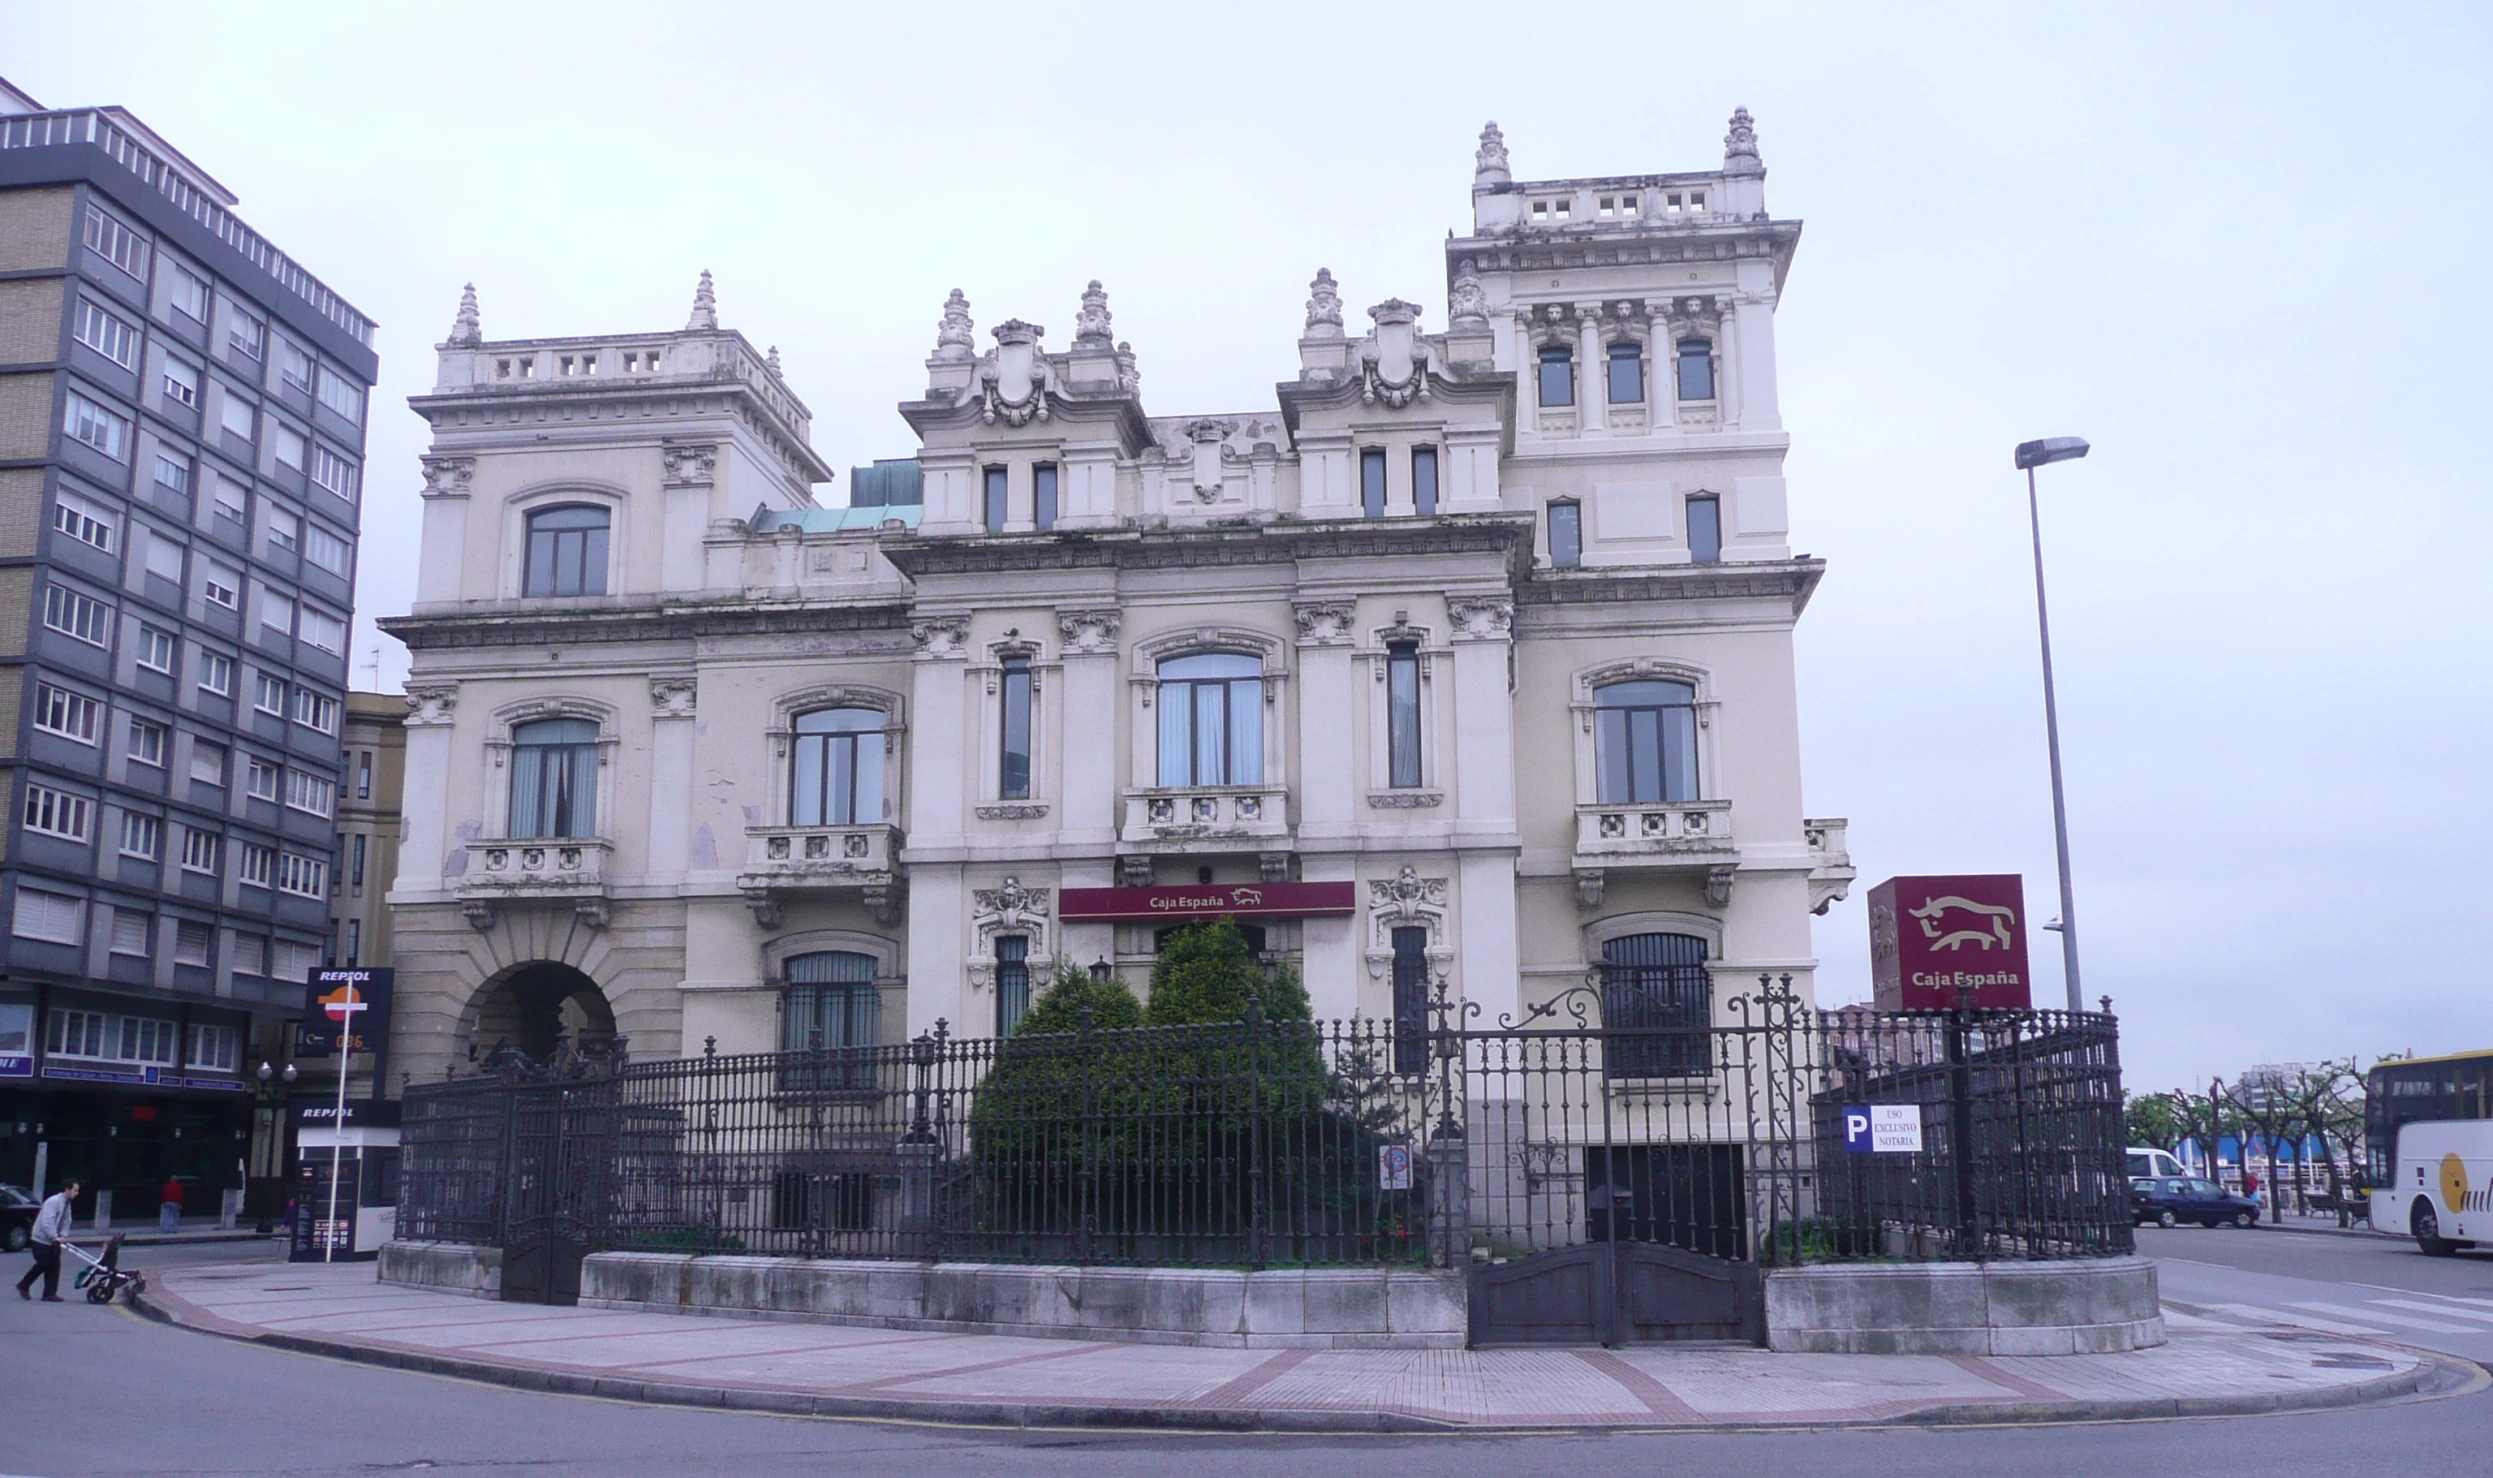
[3,1234,2487,1478]
[2141,1221,2493,1361]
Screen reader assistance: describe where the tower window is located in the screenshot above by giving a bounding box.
[1675,338,1715,402]
[1686,494,1722,564]
[1607,342,1644,405]
[1538,346,1575,408]
[1360,448,1387,519]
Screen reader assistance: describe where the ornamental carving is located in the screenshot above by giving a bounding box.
[978,319,1050,427]
[1056,608,1122,654]
[419,455,474,498]
[1448,263,1489,328]
[933,288,975,361]
[1475,120,1510,177]
[976,803,1050,820]
[1368,792,1443,809]
[1293,601,1355,646]
[662,443,718,486]
[649,677,697,718]
[404,682,459,726]
[910,615,970,659]
[968,876,1053,987]
[1304,268,1344,333]
[1448,597,1514,641]
[1073,280,1115,346]
[1365,865,1451,975]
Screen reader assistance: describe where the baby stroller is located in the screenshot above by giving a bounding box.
[68,1234,145,1304]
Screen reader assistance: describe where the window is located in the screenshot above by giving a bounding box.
[203,563,241,611]
[1607,341,1645,404]
[266,505,300,556]
[1549,499,1583,568]
[112,910,151,958]
[1360,447,1387,519]
[1538,345,1575,408]
[342,918,361,966]
[219,394,255,442]
[119,1017,178,1064]
[198,651,235,697]
[316,367,364,424]
[120,811,161,859]
[254,673,287,715]
[65,391,132,460]
[228,308,265,361]
[300,607,346,654]
[1675,338,1715,401]
[1033,463,1058,532]
[1686,494,1722,564]
[82,205,148,278]
[181,826,220,873]
[273,939,318,982]
[291,689,339,734]
[995,935,1031,1035]
[272,423,307,472]
[42,584,111,646]
[781,950,879,1090]
[1593,679,1699,804]
[509,718,599,838]
[22,783,91,840]
[13,888,84,945]
[143,533,185,584]
[53,490,117,551]
[982,466,1007,534]
[239,842,274,887]
[245,757,281,802]
[230,934,265,975]
[790,707,886,825]
[138,626,176,674]
[169,266,209,323]
[278,341,316,395]
[1391,926,1429,1075]
[350,833,367,888]
[1411,446,1439,516]
[46,1009,104,1057]
[522,506,609,596]
[1155,652,1261,787]
[162,356,200,408]
[155,451,193,494]
[356,751,373,799]
[285,770,335,817]
[53,1010,178,1066]
[74,299,139,368]
[311,446,358,502]
[34,684,102,744]
[304,521,351,576]
[998,656,1033,799]
[1600,933,1712,1077]
[174,920,212,966]
[127,719,167,768]
[188,1022,240,1072]
[211,477,246,524]
[1386,642,1423,788]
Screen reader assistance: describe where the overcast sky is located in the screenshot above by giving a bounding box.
[12,2,2487,1092]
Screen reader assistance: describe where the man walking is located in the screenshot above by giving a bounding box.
[158,1176,184,1234]
[16,1179,79,1302]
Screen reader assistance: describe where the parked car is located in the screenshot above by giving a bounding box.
[2132,1175,2262,1228]
[1,1183,37,1252]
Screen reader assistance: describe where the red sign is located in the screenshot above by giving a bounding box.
[1059,883,1357,923]
[1868,874,2033,1011]
[318,981,368,1024]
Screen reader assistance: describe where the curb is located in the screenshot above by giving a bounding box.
[116,1230,281,1248]
[126,1286,2484,1435]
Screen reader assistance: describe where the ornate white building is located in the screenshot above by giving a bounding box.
[380,114,1853,1081]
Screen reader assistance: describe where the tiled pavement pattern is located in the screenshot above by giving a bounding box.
[147,1263,2441,1431]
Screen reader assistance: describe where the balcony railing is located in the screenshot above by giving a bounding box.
[1804,816,1855,916]
[1573,798,1736,864]
[455,838,614,928]
[1121,785,1291,847]
[740,823,899,883]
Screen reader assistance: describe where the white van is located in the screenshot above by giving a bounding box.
[2373,1121,2493,1255]
[2127,1146,2187,1181]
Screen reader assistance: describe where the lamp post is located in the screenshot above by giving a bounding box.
[252,1060,297,1234]
[2013,436,2090,1014]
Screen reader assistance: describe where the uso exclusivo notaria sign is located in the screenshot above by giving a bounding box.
[1867,875,2032,1011]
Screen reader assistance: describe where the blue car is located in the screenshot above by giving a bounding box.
[2131,1176,2262,1228]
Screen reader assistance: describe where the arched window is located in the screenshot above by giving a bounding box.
[790,708,885,825]
[1674,338,1715,402]
[507,718,598,838]
[1593,679,1697,805]
[1538,344,1575,408]
[1156,653,1262,786]
[1601,932,1710,1078]
[1606,341,1644,404]
[782,950,879,1090]
[523,505,610,596]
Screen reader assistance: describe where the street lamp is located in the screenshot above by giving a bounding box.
[252,1061,298,1234]
[2013,436,2090,1013]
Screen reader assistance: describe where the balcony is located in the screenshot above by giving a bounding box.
[456,838,614,929]
[737,823,902,929]
[1804,816,1854,916]
[1571,800,1736,909]
[1121,785,1291,851]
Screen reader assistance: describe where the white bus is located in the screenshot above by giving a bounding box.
[2377,1120,2493,1256]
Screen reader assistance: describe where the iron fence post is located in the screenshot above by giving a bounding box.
[1948,1001,1978,1258]
[1076,1004,1097,1264]
[1246,994,1268,1270]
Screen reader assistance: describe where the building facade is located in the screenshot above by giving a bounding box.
[0,81,376,1214]
[382,115,1849,1084]
[332,691,404,973]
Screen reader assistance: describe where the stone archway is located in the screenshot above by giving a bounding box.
[469,961,617,1065]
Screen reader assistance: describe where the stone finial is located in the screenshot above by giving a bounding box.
[1367,298,1422,327]
[1474,121,1511,184]
[1448,260,1489,328]
[446,282,482,347]
[686,269,719,330]
[766,345,783,376]
[1304,268,1344,334]
[934,288,975,361]
[1115,339,1139,393]
[1724,106,1762,176]
[1074,279,1115,346]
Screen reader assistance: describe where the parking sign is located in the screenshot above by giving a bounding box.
[1843,1105,1925,1153]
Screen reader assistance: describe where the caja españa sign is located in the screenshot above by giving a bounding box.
[1867,875,2032,1011]
[1058,883,1357,923]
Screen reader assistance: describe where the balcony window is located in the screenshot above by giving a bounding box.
[996,935,1031,1036]
[1360,448,1386,519]
[1411,446,1438,516]
[1156,652,1262,787]
[998,656,1032,800]
[1549,499,1582,568]
[1386,643,1422,788]
[508,718,599,839]
[1538,345,1575,408]
[1593,679,1698,804]
[1391,926,1429,1075]
[781,950,878,1091]
[790,707,885,826]
[1607,341,1644,404]
[1601,932,1711,1078]
[523,505,609,596]
[1686,494,1722,564]
[1675,338,1715,401]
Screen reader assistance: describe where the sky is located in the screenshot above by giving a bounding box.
[9,2,2487,1093]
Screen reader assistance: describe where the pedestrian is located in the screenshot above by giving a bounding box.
[159,1175,185,1234]
[15,1179,80,1302]
[279,1196,297,1232]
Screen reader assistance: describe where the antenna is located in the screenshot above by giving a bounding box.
[357,645,382,691]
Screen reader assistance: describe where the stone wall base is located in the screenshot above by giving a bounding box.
[1764,1256,2164,1355]
[377,1240,503,1299]
[575,1252,1468,1349]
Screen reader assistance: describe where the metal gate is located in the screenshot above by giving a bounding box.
[498,1078,619,1305]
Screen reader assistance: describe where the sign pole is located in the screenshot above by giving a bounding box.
[323,983,358,1264]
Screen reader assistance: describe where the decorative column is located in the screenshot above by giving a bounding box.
[1447,596,1521,1028]
[415,456,472,604]
[904,615,972,1039]
[646,677,697,879]
[1293,600,1360,1019]
[1713,295,1742,427]
[394,682,459,893]
[1731,281,1782,432]
[1576,305,1606,436]
[660,443,717,593]
[1054,609,1122,852]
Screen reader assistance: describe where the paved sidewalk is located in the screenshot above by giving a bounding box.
[134,1262,2472,1433]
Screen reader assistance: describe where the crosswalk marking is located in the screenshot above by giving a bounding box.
[2283,1301,2483,1334]
[2371,1298,2493,1325]
[2203,1302,2390,1337]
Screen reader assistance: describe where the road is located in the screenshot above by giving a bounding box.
[2,1232,2487,1478]
[2141,1221,2493,1362]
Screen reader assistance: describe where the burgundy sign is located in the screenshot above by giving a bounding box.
[1868,874,2033,1011]
[1059,883,1357,923]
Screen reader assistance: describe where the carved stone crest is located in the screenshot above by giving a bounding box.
[649,677,697,718]
[419,455,474,499]
[662,443,718,487]
[978,319,1050,427]
[404,682,459,726]
[1056,608,1122,654]
[1293,601,1355,646]
[1447,597,1514,641]
[910,615,970,659]
[968,876,1053,987]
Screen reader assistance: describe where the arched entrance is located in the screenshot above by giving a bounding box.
[469,961,617,1067]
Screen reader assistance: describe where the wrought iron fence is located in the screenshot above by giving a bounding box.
[398,978,2131,1273]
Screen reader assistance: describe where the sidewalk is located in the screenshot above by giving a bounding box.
[136,1262,2474,1433]
[87,1221,281,1248]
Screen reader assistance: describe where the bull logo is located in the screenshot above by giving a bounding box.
[1908,895,2015,952]
[1230,887,1263,907]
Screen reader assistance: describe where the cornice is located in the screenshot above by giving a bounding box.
[410,372,832,484]
[879,514,1536,581]
[1272,367,1517,446]
[898,385,1155,458]
[379,596,915,651]
[1516,557,1825,618]
[1447,217,1802,295]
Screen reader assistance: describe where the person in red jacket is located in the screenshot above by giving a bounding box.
[159,1176,185,1234]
